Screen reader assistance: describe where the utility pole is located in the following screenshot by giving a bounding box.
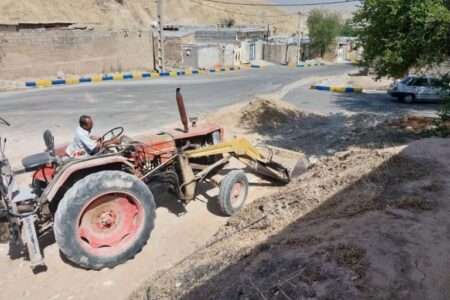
[157,0,165,72]
[296,11,303,65]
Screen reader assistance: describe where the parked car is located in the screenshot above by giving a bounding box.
[388,75,448,103]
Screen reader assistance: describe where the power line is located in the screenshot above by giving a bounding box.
[189,0,297,17]
[194,0,360,7]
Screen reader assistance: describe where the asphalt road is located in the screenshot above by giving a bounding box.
[0,64,439,164]
[284,83,441,116]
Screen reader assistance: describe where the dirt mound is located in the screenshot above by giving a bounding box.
[240,98,303,129]
[208,98,424,158]
[130,138,450,300]
[386,115,450,132]
[206,97,303,140]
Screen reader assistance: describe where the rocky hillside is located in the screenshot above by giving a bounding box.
[0,0,297,33]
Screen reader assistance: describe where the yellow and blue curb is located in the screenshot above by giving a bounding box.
[310,85,363,93]
[251,64,266,69]
[282,62,325,68]
[25,66,241,88]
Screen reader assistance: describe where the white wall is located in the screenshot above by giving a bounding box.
[223,44,237,66]
[198,46,220,68]
[255,41,264,60]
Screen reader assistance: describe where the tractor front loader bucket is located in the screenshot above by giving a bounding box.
[262,146,309,178]
[185,138,308,184]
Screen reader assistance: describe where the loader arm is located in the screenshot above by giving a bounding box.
[185,137,307,184]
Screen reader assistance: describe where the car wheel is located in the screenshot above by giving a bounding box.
[403,94,415,104]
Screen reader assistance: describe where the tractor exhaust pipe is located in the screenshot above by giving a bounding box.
[176,88,189,133]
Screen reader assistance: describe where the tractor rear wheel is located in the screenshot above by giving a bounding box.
[54,171,155,269]
[218,170,249,216]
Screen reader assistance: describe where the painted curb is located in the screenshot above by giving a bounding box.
[24,66,242,88]
[310,85,363,93]
[281,62,325,68]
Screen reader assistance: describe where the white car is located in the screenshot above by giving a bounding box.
[388,75,447,103]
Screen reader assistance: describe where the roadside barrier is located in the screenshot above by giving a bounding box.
[24,66,241,88]
[281,62,325,68]
[310,84,363,93]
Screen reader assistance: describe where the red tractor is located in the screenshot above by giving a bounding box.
[0,89,306,270]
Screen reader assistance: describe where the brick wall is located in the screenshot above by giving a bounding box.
[0,30,154,80]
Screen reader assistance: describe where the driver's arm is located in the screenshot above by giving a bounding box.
[101,137,122,148]
[78,131,120,154]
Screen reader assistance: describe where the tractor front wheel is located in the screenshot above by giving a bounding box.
[54,171,155,269]
[218,170,249,216]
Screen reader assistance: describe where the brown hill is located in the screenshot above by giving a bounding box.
[0,0,297,33]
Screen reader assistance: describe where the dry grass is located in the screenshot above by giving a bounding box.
[396,196,433,211]
[303,262,326,284]
[326,243,370,278]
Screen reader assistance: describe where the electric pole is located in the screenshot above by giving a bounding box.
[157,0,165,72]
[296,11,303,65]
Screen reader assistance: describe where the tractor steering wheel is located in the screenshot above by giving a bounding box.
[95,127,124,155]
[101,127,124,143]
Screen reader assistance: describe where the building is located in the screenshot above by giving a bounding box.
[334,37,362,62]
[0,21,74,32]
[162,24,270,69]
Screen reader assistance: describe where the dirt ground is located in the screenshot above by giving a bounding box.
[315,72,393,91]
[130,99,450,300]
[132,139,450,300]
[205,97,424,158]
[1,97,447,300]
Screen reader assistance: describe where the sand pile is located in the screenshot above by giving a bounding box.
[207,97,302,130]
[239,98,303,130]
[131,138,450,300]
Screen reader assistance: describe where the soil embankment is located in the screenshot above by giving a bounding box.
[132,98,450,300]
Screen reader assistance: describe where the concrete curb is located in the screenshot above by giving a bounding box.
[25,66,241,88]
[281,62,325,68]
[310,85,363,93]
[251,64,266,69]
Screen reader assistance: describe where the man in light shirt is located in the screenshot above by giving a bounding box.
[66,115,121,157]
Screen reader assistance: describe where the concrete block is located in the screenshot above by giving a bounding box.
[66,78,80,84]
[36,80,52,87]
[91,75,103,82]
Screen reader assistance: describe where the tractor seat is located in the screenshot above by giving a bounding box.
[22,152,55,172]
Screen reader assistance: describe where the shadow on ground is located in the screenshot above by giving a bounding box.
[141,140,448,300]
[243,110,424,157]
[332,92,441,116]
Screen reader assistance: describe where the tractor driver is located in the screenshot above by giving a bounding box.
[66,115,121,157]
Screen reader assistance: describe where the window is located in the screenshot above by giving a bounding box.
[400,76,412,84]
[409,77,429,87]
[430,78,444,88]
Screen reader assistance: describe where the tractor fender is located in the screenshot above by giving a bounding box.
[41,155,135,204]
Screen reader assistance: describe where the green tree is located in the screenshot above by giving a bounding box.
[354,0,450,79]
[355,0,450,135]
[341,20,357,37]
[307,9,343,58]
